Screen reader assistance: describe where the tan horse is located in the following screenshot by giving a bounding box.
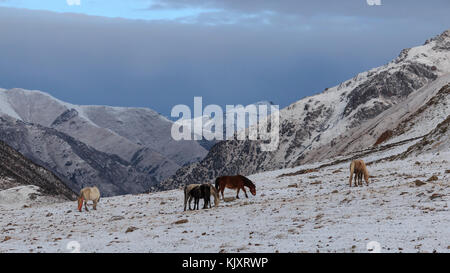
[78,186,100,212]
[349,159,369,187]
[184,183,219,211]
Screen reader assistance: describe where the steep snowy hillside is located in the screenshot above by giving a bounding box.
[0,149,448,253]
[0,138,76,204]
[161,29,450,190]
[0,88,208,194]
[397,115,450,158]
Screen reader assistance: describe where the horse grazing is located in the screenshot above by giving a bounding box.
[208,185,220,207]
[349,159,369,187]
[184,183,216,211]
[78,186,100,212]
[215,175,256,200]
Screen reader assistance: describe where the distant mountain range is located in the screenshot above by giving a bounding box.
[0,89,208,196]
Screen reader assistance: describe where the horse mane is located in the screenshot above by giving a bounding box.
[238,175,255,188]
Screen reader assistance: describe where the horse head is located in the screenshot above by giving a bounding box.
[250,186,256,196]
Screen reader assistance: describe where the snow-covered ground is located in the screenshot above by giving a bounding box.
[0,185,65,209]
[1,150,449,253]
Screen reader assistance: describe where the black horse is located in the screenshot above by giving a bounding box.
[188,184,211,210]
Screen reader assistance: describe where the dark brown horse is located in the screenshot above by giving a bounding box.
[215,175,256,200]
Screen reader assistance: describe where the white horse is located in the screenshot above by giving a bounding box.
[183,183,219,211]
[78,186,100,212]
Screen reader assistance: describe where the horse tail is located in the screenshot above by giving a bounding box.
[349,161,355,187]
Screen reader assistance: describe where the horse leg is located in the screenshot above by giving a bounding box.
[220,188,225,200]
[93,200,97,210]
[242,186,248,198]
[189,196,193,210]
[236,187,240,199]
[84,200,89,212]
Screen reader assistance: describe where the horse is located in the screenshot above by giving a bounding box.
[349,159,369,187]
[215,175,256,200]
[77,186,100,212]
[184,183,217,211]
[189,184,211,210]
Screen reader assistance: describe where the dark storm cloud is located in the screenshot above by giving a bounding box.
[0,3,449,116]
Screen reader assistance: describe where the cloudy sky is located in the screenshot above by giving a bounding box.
[0,0,449,116]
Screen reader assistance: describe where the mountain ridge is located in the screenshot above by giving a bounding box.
[0,88,208,195]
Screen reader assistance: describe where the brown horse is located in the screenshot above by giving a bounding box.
[215,175,256,200]
[349,159,369,187]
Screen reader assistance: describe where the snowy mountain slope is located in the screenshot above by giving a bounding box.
[161,29,450,190]
[309,74,450,162]
[0,185,67,209]
[0,149,448,253]
[397,115,450,158]
[385,82,450,144]
[0,137,76,202]
[48,107,180,183]
[80,105,206,166]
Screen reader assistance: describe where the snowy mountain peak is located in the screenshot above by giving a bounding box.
[424,28,450,47]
